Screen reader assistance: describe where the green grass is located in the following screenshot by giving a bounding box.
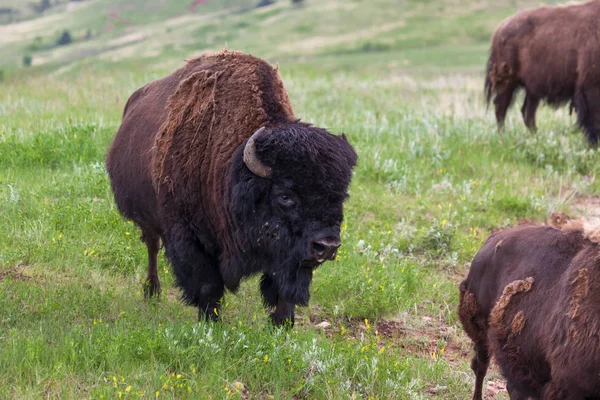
[1,0,599,398]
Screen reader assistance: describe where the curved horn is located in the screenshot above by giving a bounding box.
[243,127,272,178]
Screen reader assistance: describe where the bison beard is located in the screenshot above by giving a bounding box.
[485,0,600,145]
[106,50,357,326]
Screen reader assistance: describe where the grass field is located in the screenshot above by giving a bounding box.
[1,0,599,398]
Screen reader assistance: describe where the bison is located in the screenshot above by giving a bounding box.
[105,50,357,326]
[485,0,600,145]
[459,220,600,399]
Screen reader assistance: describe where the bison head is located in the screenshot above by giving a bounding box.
[226,122,357,308]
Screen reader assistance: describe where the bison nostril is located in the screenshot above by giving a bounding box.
[311,238,341,261]
[312,242,326,256]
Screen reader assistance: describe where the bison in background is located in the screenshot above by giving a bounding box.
[459,220,600,399]
[485,0,600,145]
[106,50,357,326]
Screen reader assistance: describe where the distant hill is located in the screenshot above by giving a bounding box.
[0,0,565,76]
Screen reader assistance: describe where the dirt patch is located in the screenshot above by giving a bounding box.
[574,196,600,217]
[0,265,33,283]
[485,379,507,399]
[318,315,471,368]
[360,212,376,223]
[309,313,508,397]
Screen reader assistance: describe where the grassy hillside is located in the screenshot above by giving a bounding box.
[1,0,566,75]
[1,0,598,398]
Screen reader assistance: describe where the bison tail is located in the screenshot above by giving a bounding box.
[484,56,493,109]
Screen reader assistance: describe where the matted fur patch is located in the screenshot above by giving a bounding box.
[490,277,534,330]
[562,218,600,245]
[568,268,590,319]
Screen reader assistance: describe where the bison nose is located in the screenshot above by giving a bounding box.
[311,238,341,262]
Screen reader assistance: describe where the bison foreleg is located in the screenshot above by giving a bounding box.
[575,88,600,146]
[271,297,295,327]
[162,225,224,322]
[494,84,517,131]
[260,273,295,327]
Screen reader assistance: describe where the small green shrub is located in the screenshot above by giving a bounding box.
[255,0,275,7]
[56,30,72,46]
[22,54,33,67]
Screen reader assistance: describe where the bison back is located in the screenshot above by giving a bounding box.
[106,70,184,234]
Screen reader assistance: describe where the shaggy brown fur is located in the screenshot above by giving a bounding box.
[151,50,295,265]
[459,222,600,399]
[485,0,600,145]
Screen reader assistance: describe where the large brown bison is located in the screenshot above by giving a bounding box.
[485,0,600,145]
[105,50,357,325]
[459,220,600,399]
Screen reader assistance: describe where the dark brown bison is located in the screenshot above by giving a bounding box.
[459,220,600,399]
[106,50,357,326]
[485,0,600,145]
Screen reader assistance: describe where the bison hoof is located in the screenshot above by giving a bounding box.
[270,312,295,328]
[199,303,220,322]
[143,279,162,299]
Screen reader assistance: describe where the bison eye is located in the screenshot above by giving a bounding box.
[278,194,295,208]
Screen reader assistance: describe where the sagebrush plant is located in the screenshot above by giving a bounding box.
[1,0,598,398]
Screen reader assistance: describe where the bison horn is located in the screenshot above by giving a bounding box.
[243,126,272,178]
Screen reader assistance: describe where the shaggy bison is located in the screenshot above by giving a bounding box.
[485,0,600,145]
[106,50,357,325]
[459,220,600,399]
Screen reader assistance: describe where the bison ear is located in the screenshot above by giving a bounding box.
[341,133,349,142]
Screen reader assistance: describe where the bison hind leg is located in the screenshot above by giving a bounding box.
[459,286,490,400]
[521,92,540,132]
[575,88,600,146]
[141,228,162,299]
